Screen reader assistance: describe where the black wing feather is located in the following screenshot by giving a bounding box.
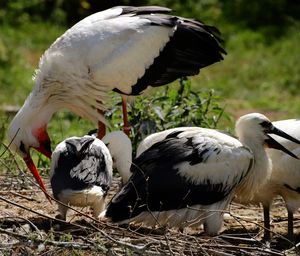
[113,8,226,95]
[51,137,112,199]
[106,136,235,222]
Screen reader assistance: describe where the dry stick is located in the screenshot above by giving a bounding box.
[0,216,43,239]
[0,144,112,227]
[200,244,283,256]
[0,195,160,255]
[0,190,43,194]
[229,210,296,247]
[284,242,300,255]
[168,224,282,256]
[0,195,93,232]
[85,221,160,255]
[9,191,39,202]
[0,227,92,250]
[3,145,163,254]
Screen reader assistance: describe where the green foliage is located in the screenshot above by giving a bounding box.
[222,0,300,30]
[1,0,299,34]
[1,0,299,172]
[106,79,228,154]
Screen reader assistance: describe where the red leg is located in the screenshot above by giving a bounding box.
[97,108,106,139]
[122,96,131,136]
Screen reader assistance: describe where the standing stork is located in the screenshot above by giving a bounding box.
[7,6,226,197]
[251,119,300,240]
[103,113,300,235]
[50,135,112,220]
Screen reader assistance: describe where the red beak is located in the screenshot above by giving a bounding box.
[35,146,52,159]
[23,154,52,203]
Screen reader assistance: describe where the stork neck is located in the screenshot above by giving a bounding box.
[115,149,132,184]
[241,136,269,170]
[16,91,58,130]
[237,136,271,202]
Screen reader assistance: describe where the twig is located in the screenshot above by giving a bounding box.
[0,216,42,239]
[0,195,93,232]
[0,227,92,250]
[9,191,40,202]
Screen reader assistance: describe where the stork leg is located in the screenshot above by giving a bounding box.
[287,209,294,241]
[121,96,131,136]
[92,198,105,218]
[203,211,223,236]
[56,203,68,221]
[97,108,106,139]
[263,204,271,241]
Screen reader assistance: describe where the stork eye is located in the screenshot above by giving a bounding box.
[19,141,26,153]
[260,121,271,128]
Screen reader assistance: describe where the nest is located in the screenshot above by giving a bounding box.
[0,150,300,255]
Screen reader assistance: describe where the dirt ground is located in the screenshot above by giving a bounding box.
[0,173,300,256]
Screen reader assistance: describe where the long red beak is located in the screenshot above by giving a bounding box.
[23,155,52,203]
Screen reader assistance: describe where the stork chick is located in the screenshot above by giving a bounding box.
[103,113,300,235]
[101,131,133,184]
[50,136,112,220]
[252,119,300,240]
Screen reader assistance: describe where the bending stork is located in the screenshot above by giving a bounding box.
[101,131,132,184]
[8,6,225,197]
[103,113,300,235]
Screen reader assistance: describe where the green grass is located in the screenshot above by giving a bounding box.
[0,22,66,105]
[1,20,299,151]
[192,25,300,121]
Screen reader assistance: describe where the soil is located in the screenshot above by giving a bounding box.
[0,173,299,256]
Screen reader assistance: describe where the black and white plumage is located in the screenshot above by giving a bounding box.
[252,119,300,240]
[8,6,226,198]
[104,113,300,235]
[50,135,112,220]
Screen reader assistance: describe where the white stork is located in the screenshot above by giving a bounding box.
[101,131,132,184]
[50,131,132,220]
[50,135,112,220]
[7,6,226,197]
[103,113,300,235]
[251,119,300,240]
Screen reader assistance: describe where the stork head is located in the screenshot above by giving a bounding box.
[102,131,132,184]
[8,119,52,199]
[236,113,300,159]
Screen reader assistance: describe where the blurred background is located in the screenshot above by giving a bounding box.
[0,0,300,155]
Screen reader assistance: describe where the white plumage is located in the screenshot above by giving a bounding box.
[252,119,300,240]
[50,131,133,220]
[7,6,225,196]
[50,135,112,220]
[101,131,133,184]
[104,113,300,235]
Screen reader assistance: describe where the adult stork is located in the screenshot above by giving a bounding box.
[7,6,226,197]
[103,113,300,235]
[50,135,112,220]
[251,119,300,240]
